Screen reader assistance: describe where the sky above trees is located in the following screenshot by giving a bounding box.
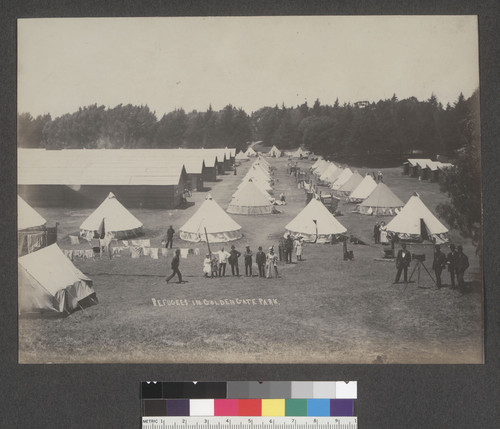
[18,16,479,118]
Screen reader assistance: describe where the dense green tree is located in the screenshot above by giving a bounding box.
[436,89,481,237]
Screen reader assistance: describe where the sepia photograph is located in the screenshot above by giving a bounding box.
[17,16,482,364]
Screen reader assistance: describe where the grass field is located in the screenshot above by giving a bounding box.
[18,158,483,364]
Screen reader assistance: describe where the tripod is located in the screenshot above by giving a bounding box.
[406,258,437,290]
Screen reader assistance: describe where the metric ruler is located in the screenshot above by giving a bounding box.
[142,417,358,429]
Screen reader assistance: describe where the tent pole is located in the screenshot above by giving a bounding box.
[204,227,212,259]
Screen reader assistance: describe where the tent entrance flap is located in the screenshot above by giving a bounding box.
[420,219,431,242]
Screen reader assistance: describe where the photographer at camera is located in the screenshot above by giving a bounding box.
[394,243,411,284]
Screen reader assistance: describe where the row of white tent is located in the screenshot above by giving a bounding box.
[310,159,448,240]
[236,145,284,160]
[311,159,403,213]
[179,157,277,242]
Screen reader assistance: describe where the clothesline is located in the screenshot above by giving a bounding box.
[62,246,201,261]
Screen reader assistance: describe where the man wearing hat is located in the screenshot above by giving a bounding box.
[394,243,411,284]
[229,245,241,276]
[244,246,253,277]
[432,244,447,289]
[166,249,182,284]
[256,246,266,278]
[455,245,470,292]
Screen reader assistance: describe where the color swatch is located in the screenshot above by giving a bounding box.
[142,382,357,417]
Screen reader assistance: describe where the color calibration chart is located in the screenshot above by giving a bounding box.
[141,382,357,429]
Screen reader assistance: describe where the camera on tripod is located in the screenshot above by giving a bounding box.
[412,253,426,262]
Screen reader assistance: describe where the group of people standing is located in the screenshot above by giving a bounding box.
[202,245,280,279]
[373,221,389,244]
[279,234,303,263]
[394,242,470,291]
[432,243,469,290]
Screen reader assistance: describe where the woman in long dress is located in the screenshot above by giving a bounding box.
[266,247,279,278]
[379,221,389,244]
[295,238,303,261]
[203,254,212,277]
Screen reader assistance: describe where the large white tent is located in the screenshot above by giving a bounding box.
[245,147,257,157]
[320,163,340,182]
[80,192,143,239]
[314,161,330,177]
[18,195,46,231]
[18,244,97,315]
[331,168,353,191]
[239,175,273,193]
[227,181,277,215]
[268,145,282,157]
[18,196,49,256]
[284,198,347,243]
[235,151,248,161]
[180,195,242,243]
[311,158,324,170]
[292,148,307,158]
[337,171,364,196]
[358,183,404,215]
[386,193,448,243]
[324,165,344,184]
[349,175,377,202]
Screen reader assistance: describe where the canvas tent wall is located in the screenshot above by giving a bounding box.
[336,171,363,196]
[227,181,277,215]
[358,183,404,215]
[311,158,324,170]
[18,195,53,256]
[386,193,448,243]
[323,165,344,184]
[331,168,353,190]
[292,148,307,158]
[80,192,143,240]
[18,244,97,315]
[239,175,273,193]
[268,145,282,157]
[348,175,377,202]
[235,151,249,161]
[245,147,257,157]
[180,195,242,243]
[320,163,340,183]
[314,161,330,177]
[284,198,347,243]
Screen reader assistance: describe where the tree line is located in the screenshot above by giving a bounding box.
[17,90,481,238]
[18,92,475,163]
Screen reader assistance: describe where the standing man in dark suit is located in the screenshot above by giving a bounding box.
[244,246,253,277]
[284,234,294,264]
[166,225,175,249]
[166,249,182,284]
[373,222,380,244]
[446,244,457,288]
[256,246,266,278]
[455,245,470,292]
[229,245,241,276]
[394,243,411,284]
[432,244,447,289]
